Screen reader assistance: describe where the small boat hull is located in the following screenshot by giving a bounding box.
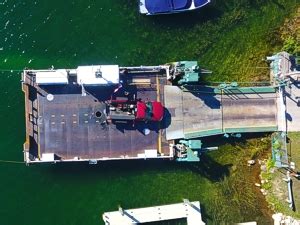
[139,0,210,15]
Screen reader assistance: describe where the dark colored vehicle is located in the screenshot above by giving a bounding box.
[139,0,210,15]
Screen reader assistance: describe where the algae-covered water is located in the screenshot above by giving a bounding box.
[0,1,299,225]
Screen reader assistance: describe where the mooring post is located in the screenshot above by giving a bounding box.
[118,206,124,216]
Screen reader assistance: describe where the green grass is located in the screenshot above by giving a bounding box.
[280,8,300,55]
[288,132,300,162]
[263,132,300,219]
[198,135,274,224]
[288,132,300,216]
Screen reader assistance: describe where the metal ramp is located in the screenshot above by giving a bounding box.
[164,85,222,140]
[164,86,278,140]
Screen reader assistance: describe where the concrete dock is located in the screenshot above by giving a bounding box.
[102,200,205,225]
[286,81,300,132]
[268,51,300,132]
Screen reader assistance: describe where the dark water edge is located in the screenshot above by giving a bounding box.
[0,1,299,225]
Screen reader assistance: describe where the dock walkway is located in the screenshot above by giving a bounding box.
[102,200,205,225]
[268,51,300,167]
[269,51,300,132]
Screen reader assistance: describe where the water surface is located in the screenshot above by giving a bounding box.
[0,1,299,225]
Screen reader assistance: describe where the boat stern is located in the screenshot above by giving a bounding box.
[193,0,211,9]
[139,0,149,14]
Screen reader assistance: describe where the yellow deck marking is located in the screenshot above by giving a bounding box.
[23,84,29,146]
[221,89,224,134]
[37,95,41,159]
[156,75,162,154]
[23,82,31,160]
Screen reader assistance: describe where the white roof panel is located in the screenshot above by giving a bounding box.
[36,69,68,85]
[76,65,119,85]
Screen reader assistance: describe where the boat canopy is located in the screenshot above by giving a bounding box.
[173,0,190,10]
[194,0,209,7]
[145,0,191,13]
[35,70,68,85]
[77,65,119,85]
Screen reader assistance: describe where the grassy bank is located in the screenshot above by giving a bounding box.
[253,8,300,221]
[264,132,300,220]
[201,136,273,224]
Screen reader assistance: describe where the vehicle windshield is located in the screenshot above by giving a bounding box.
[194,0,209,7]
[145,102,153,121]
[145,0,192,14]
[172,0,191,10]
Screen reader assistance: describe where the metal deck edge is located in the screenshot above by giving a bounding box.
[184,126,278,139]
[22,76,30,163]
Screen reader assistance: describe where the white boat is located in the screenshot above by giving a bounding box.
[139,0,211,15]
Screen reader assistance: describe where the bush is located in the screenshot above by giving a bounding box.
[282,36,300,55]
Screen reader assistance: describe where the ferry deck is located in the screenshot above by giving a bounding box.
[22,66,171,163]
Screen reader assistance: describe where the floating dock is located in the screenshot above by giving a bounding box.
[102,200,205,225]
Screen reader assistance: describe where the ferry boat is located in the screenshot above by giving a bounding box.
[22,60,285,165]
[139,0,211,15]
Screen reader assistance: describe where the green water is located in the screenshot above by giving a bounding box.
[0,0,299,225]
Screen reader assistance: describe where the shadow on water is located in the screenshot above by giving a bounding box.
[38,150,231,183]
[27,161,179,188]
[187,155,232,182]
[147,5,223,28]
[201,132,269,148]
[199,204,212,224]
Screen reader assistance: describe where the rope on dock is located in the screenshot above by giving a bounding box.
[0,69,23,72]
[0,159,23,164]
